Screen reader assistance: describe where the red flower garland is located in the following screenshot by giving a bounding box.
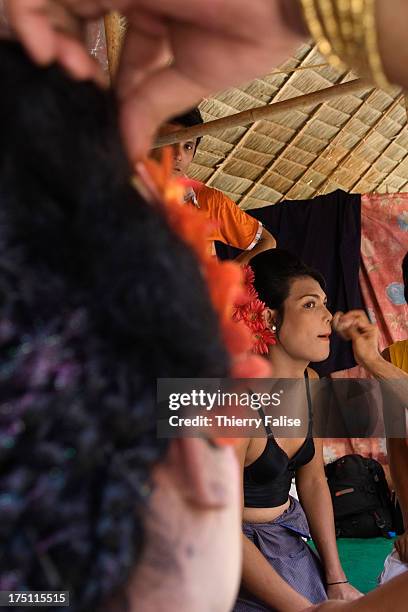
[233,265,277,355]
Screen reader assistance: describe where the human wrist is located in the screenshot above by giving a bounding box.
[325,567,347,584]
[359,352,385,373]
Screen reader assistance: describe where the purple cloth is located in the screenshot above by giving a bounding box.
[234,497,327,611]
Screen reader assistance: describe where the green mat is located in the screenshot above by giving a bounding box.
[310,538,395,594]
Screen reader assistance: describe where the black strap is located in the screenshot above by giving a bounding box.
[259,371,313,437]
[304,370,314,429]
[258,407,274,437]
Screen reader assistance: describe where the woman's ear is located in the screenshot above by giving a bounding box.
[263,308,278,331]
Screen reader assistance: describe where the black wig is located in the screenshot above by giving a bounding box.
[0,42,228,611]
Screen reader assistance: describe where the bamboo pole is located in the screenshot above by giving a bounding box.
[154,79,371,148]
[104,12,126,80]
[206,47,320,189]
[267,62,329,77]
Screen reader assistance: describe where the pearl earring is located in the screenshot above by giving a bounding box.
[272,325,277,332]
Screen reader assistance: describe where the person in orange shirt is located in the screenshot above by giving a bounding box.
[155,108,276,261]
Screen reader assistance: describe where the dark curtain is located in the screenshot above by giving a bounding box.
[216,190,363,376]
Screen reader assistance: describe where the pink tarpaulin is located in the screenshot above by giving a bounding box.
[360,193,408,348]
[325,193,408,466]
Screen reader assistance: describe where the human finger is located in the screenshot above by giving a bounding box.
[115,11,170,97]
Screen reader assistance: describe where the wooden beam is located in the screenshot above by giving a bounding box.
[267,62,330,77]
[154,79,371,148]
[104,12,126,80]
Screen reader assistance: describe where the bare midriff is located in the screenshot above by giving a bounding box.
[243,499,290,524]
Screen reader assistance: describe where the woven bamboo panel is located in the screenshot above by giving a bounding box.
[191,43,408,209]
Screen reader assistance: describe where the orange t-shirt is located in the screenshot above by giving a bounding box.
[193,183,262,251]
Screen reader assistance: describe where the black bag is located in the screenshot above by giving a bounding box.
[391,490,405,536]
[325,454,394,538]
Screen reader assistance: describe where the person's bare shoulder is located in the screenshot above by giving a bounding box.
[307,367,319,379]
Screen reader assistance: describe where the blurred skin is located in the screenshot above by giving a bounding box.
[126,438,242,612]
[5,0,306,160]
[6,1,408,161]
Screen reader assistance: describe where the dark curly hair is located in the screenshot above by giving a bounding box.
[250,249,326,333]
[0,42,229,611]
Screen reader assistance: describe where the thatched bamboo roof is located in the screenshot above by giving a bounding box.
[191,43,408,209]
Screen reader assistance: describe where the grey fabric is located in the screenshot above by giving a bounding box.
[233,497,327,611]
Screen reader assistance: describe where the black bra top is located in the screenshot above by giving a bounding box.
[243,372,315,508]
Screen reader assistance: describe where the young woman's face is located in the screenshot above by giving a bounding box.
[277,276,332,363]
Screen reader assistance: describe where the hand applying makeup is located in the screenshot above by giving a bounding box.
[332,310,408,410]
[332,310,381,369]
